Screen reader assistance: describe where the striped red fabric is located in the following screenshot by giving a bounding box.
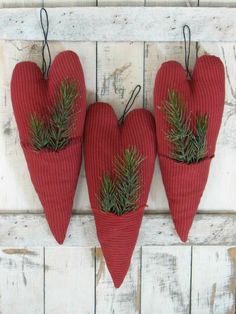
[84,103,156,288]
[11,51,86,244]
[154,55,225,242]
[93,206,145,288]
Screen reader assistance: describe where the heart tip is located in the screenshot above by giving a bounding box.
[45,212,71,245]
[172,216,194,243]
[53,233,66,245]
[175,228,190,243]
[179,234,188,242]
[113,277,125,289]
[108,264,129,288]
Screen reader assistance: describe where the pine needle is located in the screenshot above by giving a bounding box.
[99,147,144,216]
[30,114,48,150]
[48,81,78,150]
[100,174,117,214]
[164,90,208,163]
[30,80,78,151]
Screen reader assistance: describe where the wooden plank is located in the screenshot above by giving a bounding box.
[97,42,144,114]
[141,246,191,314]
[1,213,236,246]
[1,7,236,41]
[95,248,141,313]
[191,246,236,314]
[0,0,42,7]
[44,0,95,6]
[0,247,44,314]
[148,0,198,5]
[200,0,236,7]
[45,247,95,314]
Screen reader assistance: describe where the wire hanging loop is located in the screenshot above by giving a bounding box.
[40,8,52,78]
[118,85,142,124]
[183,24,192,80]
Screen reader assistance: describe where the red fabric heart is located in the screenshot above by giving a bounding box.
[11,51,86,244]
[154,55,225,241]
[84,103,156,287]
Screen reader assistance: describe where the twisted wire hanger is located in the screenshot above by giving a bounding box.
[118,85,142,124]
[183,24,192,79]
[40,8,52,78]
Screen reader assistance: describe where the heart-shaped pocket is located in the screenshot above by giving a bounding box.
[84,102,156,287]
[11,51,86,244]
[154,55,225,241]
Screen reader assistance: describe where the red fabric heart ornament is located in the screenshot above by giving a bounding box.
[11,51,86,244]
[84,103,156,287]
[154,55,225,242]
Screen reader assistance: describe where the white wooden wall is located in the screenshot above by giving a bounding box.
[0,0,236,313]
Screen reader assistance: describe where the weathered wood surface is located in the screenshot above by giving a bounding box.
[1,245,235,313]
[1,7,236,41]
[141,246,191,314]
[191,246,236,314]
[96,248,141,313]
[0,247,44,314]
[45,247,95,314]
[1,213,236,246]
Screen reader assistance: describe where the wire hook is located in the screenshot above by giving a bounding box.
[40,8,52,78]
[118,85,142,124]
[183,24,192,79]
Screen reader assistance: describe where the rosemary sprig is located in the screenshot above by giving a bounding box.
[30,80,78,151]
[99,147,144,216]
[164,90,208,163]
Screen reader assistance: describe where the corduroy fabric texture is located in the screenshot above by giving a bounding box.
[11,51,86,244]
[84,103,156,288]
[154,55,225,242]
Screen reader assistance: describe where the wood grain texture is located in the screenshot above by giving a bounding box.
[141,246,191,314]
[0,247,44,314]
[45,247,95,314]
[97,42,144,114]
[0,0,42,7]
[191,246,236,314]
[96,248,141,314]
[1,213,236,246]
[1,7,236,41]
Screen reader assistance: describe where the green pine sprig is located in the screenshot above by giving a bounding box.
[100,174,117,213]
[164,90,208,163]
[99,147,144,216]
[30,114,48,150]
[30,80,78,151]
